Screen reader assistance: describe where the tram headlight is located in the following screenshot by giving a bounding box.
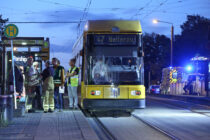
[131,90,141,96]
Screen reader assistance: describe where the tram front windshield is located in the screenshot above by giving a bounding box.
[86,41,143,85]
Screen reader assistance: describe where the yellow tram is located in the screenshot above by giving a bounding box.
[72,20,145,110]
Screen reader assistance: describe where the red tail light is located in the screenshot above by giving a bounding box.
[91,91,95,95]
[136,91,141,95]
[90,90,101,96]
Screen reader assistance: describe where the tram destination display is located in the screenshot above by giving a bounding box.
[93,34,138,46]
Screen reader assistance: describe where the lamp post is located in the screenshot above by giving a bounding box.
[153,19,174,67]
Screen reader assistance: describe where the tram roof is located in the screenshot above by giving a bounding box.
[85,20,142,33]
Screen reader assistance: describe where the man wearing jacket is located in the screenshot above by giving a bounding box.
[9,64,23,95]
[52,58,65,112]
[24,57,40,113]
[42,61,54,113]
[33,62,42,110]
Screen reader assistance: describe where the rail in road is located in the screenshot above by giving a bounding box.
[88,115,117,140]
[86,111,173,140]
[133,96,210,140]
[132,114,179,140]
[148,96,210,117]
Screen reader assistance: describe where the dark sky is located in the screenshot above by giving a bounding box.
[1,0,209,68]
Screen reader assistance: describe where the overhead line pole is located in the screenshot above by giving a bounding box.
[0,15,8,95]
[171,25,174,67]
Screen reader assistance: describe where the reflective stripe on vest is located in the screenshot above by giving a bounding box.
[53,66,63,84]
[25,66,39,86]
[68,67,79,87]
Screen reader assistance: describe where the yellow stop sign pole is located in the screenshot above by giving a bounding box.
[4,24,19,109]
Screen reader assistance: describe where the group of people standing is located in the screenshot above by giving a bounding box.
[24,57,79,113]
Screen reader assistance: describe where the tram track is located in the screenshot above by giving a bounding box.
[82,96,209,140]
[85,110,117,140]
[84,97,210,140]
[148,96,210,117]
[91,116,117,140]
[86,110,172,140]
[131,114,179,140]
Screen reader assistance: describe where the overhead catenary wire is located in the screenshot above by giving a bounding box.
[0,0,202,17]
[142,0,169,19]
[28,0,193,11]
[36,0,83,9]
[2,7,191,17]
[136,10,190,16]
[130,0,153,19]
[130,0,183,20]
[77,0,92,37]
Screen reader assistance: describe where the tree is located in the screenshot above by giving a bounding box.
[174,15,210,66]
[143,33,170,88]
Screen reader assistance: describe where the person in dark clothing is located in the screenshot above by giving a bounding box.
[52,58,65,112]
[41,61,55,113]
[183,76,194,95]
[9,65,24,95]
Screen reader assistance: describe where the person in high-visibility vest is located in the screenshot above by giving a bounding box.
[41,61,54,113]
[52,58,65,112]
[66,59,79,109]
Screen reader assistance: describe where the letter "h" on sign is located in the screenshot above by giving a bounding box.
[8,26,15,36]
[4,24,18,38]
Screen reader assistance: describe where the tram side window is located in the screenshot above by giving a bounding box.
[122,57,136,65]
[105,57,112,66]
[113,57,121,65]
[105,57,122,66]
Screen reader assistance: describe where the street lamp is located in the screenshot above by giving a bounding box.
[152,19,158,24]
[153,19,174,67]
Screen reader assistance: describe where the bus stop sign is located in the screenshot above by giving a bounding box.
[4,24,19,38]
[3,24,19,109]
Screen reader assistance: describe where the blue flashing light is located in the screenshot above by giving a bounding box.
[169,66,172,69]
[186,65,193,72]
